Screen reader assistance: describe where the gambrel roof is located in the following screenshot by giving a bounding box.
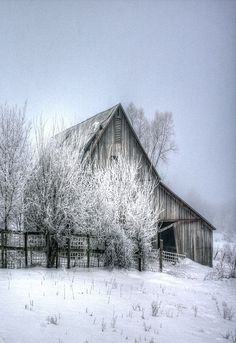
[58,103,215,230]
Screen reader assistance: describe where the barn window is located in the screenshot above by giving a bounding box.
[115,114,122,143]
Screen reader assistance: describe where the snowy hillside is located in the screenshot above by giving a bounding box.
[0,260,235,343]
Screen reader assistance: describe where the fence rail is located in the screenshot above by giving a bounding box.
[0,231,186,271]
[0,230,105,269]
[148,248,186,272]
[161,250,186,263]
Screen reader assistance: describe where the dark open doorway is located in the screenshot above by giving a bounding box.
[158,221,177,253]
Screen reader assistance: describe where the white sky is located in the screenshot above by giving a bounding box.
[0,0,235,224]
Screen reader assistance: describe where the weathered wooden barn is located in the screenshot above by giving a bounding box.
[59,103,215,267]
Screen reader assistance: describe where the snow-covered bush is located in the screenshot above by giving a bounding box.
[151,300,162,317]
[216,299,235,321]
[47,315,59,325]
[231,331,236,343]
[103,233,134,269]
[222,302,235,321]
[213,244,236,279]
[93,157,161,269]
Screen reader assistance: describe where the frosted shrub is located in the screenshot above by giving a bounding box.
[227,245,236,278]
[192,305,198,317]
[103,237,117,268]
[94,157,162,269]
[221,330,230,340]
[216,298,235,321]
[104,234,133,269]
[132,303,141,311]
[143,322,152,332]
[47,315,59,325]
[222,331,236,343]
[110,311,118,329]
[213,244,236,279]
[222,302,235,321]
[101,318,106,332]
[231,331,236,343]
[151,301,162,317]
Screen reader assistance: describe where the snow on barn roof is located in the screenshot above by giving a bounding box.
[55,104,119,160]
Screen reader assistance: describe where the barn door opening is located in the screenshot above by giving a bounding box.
[158,221,177,253]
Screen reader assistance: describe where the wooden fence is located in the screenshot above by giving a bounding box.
[0,231,105,269]
[0,231,185,271]
[162,250,186,264]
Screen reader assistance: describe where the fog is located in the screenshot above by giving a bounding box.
[0,0,235,233]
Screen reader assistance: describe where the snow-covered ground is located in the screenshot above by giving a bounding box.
[0,260,235,343]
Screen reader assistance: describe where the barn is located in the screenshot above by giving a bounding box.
[59,103,215,267]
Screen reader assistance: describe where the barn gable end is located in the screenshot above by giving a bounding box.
[90,105,158,179]
[61,103,214,267]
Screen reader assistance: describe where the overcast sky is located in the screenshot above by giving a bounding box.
[0,0,235,225]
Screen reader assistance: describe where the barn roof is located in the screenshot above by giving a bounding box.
[159,181,215,230]
[55,104,119,160]
[57,103,215,230]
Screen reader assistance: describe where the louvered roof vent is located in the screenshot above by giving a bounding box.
[115,111,122,143]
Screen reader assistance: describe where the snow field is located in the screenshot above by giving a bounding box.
[0,260,235,343]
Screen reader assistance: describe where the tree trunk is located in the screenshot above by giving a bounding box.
[46,234,58,268]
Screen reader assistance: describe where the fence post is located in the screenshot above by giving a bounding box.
[156,229,159,250]
[55,245,59,269]
[97,249,100,267]
[24,232,28,267]
[159,239,163,272]
[46,233,50,268]
[87,235,90,268]
[1,231,4,268]
[138,255,142,272]
[4,231,7,268]
[67,238,71,269]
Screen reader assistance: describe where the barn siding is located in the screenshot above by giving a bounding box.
[90,106,213,266]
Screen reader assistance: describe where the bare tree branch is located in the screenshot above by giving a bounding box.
[126,103,177,168]
[0,103,31,231]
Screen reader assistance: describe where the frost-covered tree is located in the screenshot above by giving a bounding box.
[94,157,161,269]
[24,124,97,267]
[126,103,150,153]
[25,122,161,269]
[126,102,176,168]
[0,104,31,231]
[149,111,176,167]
